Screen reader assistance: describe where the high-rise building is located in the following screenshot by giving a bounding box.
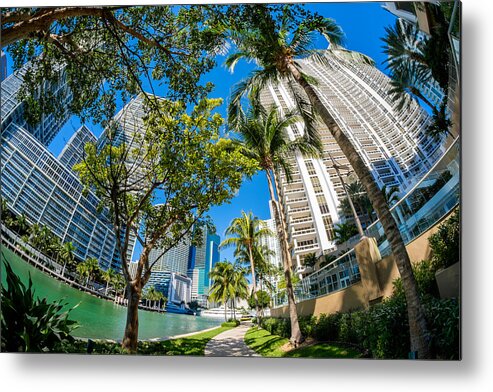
[1,122,121,270]
[260,49,446,271]
[1,61,71,146]
[1,69,140,271]
[148,237,190,275]
[259,201,282,269]
[0,51,7,82]
[57,125,97,171]
[187,228,220,306]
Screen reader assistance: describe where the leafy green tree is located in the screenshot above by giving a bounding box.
[248,289,271,311]
[208,262,235,321]
[1,260,79,352]
[220,211,273,322]
[229,102,320,344]
[74,97,257,352]
[223,4,432,356]
[2,6,224,125]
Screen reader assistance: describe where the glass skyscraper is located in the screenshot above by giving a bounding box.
[1,63,136,271]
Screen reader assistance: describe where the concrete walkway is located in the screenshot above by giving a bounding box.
[204,323,260,357]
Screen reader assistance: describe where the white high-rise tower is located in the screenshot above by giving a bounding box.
[260,49,446,271]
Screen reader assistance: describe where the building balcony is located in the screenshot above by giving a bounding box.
[288,206,311,215]
[285,196,308,205]
[294,242,320,253]
[284,187,305,195]
[290,216,314,225]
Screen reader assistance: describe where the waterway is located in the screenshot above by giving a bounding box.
[1,246,221,340]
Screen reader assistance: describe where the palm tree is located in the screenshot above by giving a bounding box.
[224,5,432,356]
[59,242,76,277]
[231,264,249,320]
[382,184,400,207]
[333,222,359,245]
[220,211,273,323]
[229,102,320,345]
[15,213,29,236]
[102,268,117,295]
[303,252,318,269]
[208,261,236,321]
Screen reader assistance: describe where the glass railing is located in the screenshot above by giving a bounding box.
[272,138,460,308]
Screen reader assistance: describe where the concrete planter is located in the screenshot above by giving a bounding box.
[435,262,460,299]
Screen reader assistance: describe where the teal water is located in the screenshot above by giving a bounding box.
[1,247,221,340]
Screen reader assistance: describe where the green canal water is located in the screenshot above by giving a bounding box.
[1,247,221,340]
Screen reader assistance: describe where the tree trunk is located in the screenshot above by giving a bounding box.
[247,245,261,323]
[265,170,303,345]
[122,282,141,353]
[287,62,431,358]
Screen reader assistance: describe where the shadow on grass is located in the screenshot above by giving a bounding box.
[244,326,362,359]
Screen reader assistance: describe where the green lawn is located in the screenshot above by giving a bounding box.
[244,327,362,359]
[66,326,233,355]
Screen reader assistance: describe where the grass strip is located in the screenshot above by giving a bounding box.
[65,326,233,355]
[244,326,362,359]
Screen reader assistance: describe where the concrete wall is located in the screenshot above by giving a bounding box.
[271,209,459,318]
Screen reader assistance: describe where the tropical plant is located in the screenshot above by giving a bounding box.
[220,211,273,322]
[302,252,318,268]
[382,184,400,207]
[224,4,432,356]
[102,268,117,295]
[1,259,79,352]
[231,264,249,320]
[208,261,236,321]
[74,98,257,352]
[333,222,359,245]
[142,286,166,308]
[428,209,460,269]
[59,241,76,277]
[229,101,321,345]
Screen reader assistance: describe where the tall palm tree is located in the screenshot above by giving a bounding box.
[60,242,76,277]
[229,102,320,345]
[231,264,249,320]
[102,268,117,295]
[224,5,432,356]
[208,261,236,321]
[220,211,273,322]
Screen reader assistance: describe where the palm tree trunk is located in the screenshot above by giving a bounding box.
[287,62,431,358]
[265,170,303,345]
[247,245,261,323]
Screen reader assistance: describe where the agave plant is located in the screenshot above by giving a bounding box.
[1,259,79,352]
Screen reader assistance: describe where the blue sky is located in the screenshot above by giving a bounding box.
[4,2,396,264]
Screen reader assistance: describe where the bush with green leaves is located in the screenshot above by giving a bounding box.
[428,209,460,269]
[258,254,460,359]
[1,260,79,352]
[221,319,240,327]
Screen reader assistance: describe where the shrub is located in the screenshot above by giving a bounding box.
[298,315,316,338]
[221,320,240,328]
[428,209,460,269]
[1,260,79,352]
[313,313,341,341]
[424,297,460,359]
[260,317,290,338]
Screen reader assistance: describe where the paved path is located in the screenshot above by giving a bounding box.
[204,323,260,357]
